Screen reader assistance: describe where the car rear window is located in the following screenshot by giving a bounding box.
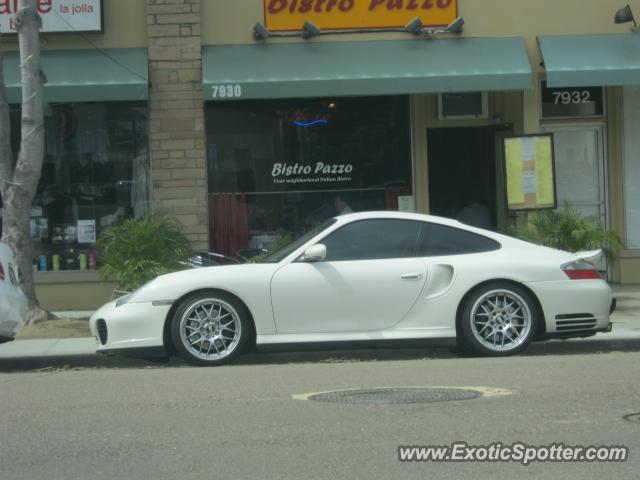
[417,222,501,257]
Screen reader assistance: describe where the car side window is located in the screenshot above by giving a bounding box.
[417,222,501,257]
[321,219,421,261]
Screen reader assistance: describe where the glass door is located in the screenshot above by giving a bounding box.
[542,124,607,225]
[542,124,608,274]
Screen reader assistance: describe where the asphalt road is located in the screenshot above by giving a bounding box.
[1,350,639,480]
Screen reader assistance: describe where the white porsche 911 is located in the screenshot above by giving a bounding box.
[89,212,615,366]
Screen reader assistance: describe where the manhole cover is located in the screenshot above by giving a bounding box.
[623,412,640,424]
[307,388,481,405]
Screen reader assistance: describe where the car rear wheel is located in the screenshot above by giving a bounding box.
[460,282,538,356]
[171,291,250,366]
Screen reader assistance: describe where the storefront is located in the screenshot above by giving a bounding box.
[537,33,640,280]
[201,29,532,257]
[3,0,640,311]
[205,95,412,258]
[1,1,149,308]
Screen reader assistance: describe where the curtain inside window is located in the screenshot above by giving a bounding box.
[209,193,249,258]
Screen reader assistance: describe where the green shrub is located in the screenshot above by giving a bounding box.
[98,214,192,291]
[251,233,293,263]
[511,204,622,262]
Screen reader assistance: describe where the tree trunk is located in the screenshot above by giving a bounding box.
[0,0,48,324]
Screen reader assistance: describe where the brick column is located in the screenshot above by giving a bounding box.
[146,0,208,250]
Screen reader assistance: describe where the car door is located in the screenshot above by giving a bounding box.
[270,219,429,334]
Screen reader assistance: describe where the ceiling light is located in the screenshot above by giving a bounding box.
[253,22,269,41]
[615,4,638,31]
[404,17,424,35]
[302,20,321,39]
[447,17,465,34]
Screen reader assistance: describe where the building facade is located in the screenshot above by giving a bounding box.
[2,0,640,310]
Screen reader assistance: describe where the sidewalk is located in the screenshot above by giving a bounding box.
[1,284,639,360]
[0,337,99,358]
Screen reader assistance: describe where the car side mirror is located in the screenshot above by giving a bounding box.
[302,244,327,262]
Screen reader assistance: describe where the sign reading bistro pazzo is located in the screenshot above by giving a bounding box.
[271,162,354,187]
[264,0,457,31]
[0,0,102,33]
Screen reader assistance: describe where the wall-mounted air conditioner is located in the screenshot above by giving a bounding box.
[437,92,489,120]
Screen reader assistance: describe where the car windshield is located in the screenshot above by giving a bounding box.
[255,218,337,263]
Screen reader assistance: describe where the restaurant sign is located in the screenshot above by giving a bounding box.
[0,0,103,34]
[264,0,458,31]
[271,162,354,187]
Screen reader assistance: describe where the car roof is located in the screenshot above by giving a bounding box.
[332,211,525,248]
[335,211,485,230]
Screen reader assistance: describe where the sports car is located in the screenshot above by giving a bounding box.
[89,211,615,366]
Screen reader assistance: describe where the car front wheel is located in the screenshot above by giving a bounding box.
[171,291,250,366]
[460,282,538,356]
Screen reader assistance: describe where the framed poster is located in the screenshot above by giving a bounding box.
[503,134,557,211]
[77,219,96,244]
[397,195,415,213]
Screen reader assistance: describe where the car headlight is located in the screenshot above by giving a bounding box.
[115,293,133,308]
[114,280,155,307]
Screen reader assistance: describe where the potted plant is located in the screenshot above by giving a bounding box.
[512,204,622,262]
[97,214,192,293]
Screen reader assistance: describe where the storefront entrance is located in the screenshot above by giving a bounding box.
[427,126,511,231]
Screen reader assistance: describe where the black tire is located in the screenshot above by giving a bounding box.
[170,290,251,366]
[459,282,538,356]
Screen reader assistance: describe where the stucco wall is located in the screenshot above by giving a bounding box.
[202,1,631,48]
[201,0,633,133]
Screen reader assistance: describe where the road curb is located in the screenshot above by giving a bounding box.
[1,337,640,371]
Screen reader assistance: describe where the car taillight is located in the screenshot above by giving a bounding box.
[0,262,4,281]
[562,261,601,280]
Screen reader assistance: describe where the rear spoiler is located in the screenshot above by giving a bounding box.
[573,249,603,266]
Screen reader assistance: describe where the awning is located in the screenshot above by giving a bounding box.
[203,37,532,101]
[539,34,640,87]
[4,48,148,103]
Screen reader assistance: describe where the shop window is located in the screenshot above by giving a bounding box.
[1,102,150,271]
[205,96,412,259]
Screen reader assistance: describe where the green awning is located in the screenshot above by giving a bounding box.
[203,37,532,101]
[539,34,640,87]
[4,48,148,103]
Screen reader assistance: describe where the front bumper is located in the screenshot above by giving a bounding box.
[89,300,172,353]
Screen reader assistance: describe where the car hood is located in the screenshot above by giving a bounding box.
[130,263,280,303]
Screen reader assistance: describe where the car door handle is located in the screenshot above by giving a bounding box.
[400,272,423,280]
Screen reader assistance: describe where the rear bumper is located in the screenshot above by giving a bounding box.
[548,321,612,339]
[525,279,612,338]
[610,297,617,314]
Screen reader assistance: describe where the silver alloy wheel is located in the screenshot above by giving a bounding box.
[179,298,242,361]
[469,289,532,352]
